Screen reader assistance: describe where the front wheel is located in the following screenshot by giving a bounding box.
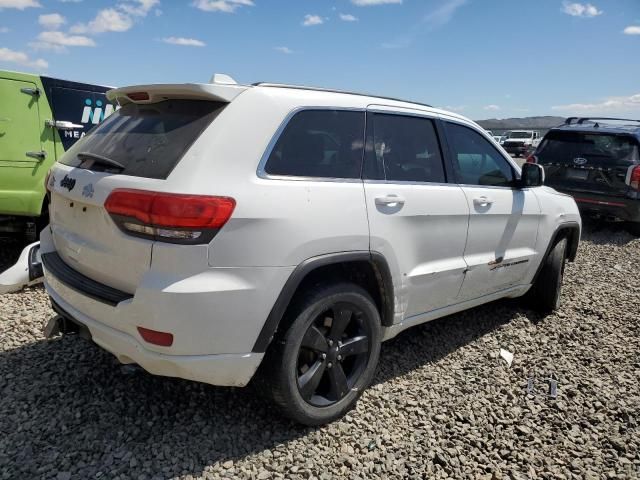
[526,238,567,313]
[259,283,382,426]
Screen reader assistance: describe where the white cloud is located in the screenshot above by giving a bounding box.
[69,1,156,35]
[484,104,501,111]
[302,14,323,26]
[442,105,466,112]
[274,46,293,54]
[118,0,159,17]
[192,0,254,13]
[424,0,467,28]
[382,0,466,48]
[562,2,602,18]
[162,36,205,47]
[38,13,66,29]
[30,30,96,52]
[0,27,9,33]
[351,0,401,5]
[0,47,47,69]
[0,0,41,9]
[71,8,133,34]
[339,13,358,21]
[623,25,640,35]
[552,93,640,114]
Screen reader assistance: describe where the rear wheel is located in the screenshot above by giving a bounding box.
[527,238,567,313]
[258,283,381,426]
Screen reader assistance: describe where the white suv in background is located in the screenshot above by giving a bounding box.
[40,75,581,425]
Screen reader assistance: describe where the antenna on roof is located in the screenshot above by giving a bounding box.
[210,73,238,85]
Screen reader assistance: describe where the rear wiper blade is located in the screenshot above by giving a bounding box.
[77,152,125,170]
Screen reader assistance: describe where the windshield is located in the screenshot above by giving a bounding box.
[537,132,639,164]
[509,132,533,139]
[60,99,226,179]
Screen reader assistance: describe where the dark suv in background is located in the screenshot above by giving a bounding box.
[528,117,640,235]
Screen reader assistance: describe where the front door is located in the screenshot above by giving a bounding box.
[363,108,469,319]
[0,78,43,215]
[443,120,541,301]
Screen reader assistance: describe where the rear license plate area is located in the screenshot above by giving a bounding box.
[566,168,589,180]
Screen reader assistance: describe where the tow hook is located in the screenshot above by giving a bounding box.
[44,315,92,341]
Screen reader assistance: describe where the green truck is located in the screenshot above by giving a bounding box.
[0,70,116,240]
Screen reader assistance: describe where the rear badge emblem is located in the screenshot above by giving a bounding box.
[573,157,588,166]
[60,175,76,192]
[82,183,94,198]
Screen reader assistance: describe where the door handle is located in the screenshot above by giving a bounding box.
[473,196,494,207]
[20,87,40,96]
[25,150,47,161]
[375,195,405,207]
[45,119,84,130]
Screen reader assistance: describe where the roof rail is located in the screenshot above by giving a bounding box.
[574,117,640,125]
[564,117,578,125]
[252,82,433,109]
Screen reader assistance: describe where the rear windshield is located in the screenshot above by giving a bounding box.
[60,99,225,179]
[537,131,639,164]
[509,132,532,139]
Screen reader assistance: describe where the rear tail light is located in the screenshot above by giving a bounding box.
[526,154,538,163]
[629,165,640,191]
[137,326,173,347]
[105,189,235,244]
[127,92,150,101]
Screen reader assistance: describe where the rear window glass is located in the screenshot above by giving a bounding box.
[508,132,533,139]
[264,110,365,178]
[538,132,639,165]
[60,99,225,179]
[364,113,446,183]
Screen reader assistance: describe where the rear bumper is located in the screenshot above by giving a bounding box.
[556,190,640,222]
[40,232,294,386]
[46,286,264,387]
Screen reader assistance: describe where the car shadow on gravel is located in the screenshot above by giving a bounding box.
[0,332,308,478]
[580,217,638,245]
[0,295,531,479]
[372,299,531,387]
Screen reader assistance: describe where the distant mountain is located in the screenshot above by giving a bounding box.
[476,116,566,131]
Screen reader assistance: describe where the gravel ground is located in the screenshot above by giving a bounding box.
[1,222,639,480]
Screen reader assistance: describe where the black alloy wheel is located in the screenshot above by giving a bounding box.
[257,283,382,426]
[296,302,371,407]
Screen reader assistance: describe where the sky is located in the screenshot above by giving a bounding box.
[1,0,639,120]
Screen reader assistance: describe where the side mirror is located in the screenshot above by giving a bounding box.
[519,163,545,187]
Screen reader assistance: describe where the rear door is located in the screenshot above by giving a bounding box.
[0,78,44,215]
[363,107,469,317]
[536,130,639,197]
[443,120,541,301]
[49,98,226,292]
[39,77,116,160]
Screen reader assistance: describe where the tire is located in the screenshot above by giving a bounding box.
[625,221,640,236]
[257,283,382,426]
[527,238,567,314]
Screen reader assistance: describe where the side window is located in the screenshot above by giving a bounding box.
[364,113,446,183]
[445,122,515,187]
[264,110,365,178]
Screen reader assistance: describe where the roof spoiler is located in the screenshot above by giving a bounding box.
[107,73,247,105]
[564,117,640,126]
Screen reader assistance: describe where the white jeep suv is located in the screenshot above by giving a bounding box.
[40,76,581,425]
